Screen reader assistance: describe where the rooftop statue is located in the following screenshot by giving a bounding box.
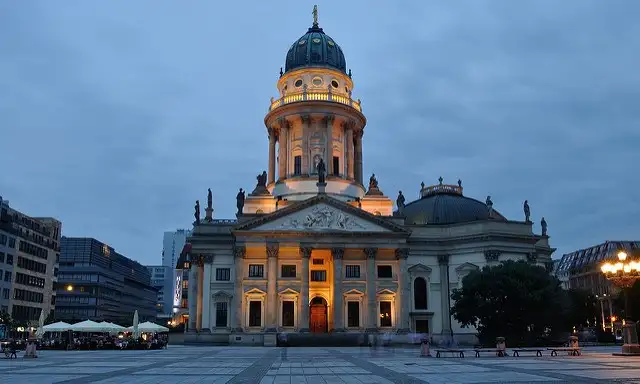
[236,188,245,216]
[317,158,326,184]
[524,200,531,223]
[194,200,200,224]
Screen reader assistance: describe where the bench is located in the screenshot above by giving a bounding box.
[548,347,581,356]
[513,348,543,357]
[435,349,465,358]
[474,348,508,357]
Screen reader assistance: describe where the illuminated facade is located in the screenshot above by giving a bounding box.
[186,12,555,346]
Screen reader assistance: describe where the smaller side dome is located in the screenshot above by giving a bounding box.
[402,180,506,225]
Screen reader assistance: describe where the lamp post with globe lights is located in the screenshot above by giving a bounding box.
[601,250,640,355]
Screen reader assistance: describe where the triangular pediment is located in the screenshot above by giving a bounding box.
[377,288,396,295]
[408,264,432,273]
[245,288,266,295]
[278,288,299,295]
[235,194,408,234]
[455,262,480,273]
[212,290,232,298]
[344,289,364,296]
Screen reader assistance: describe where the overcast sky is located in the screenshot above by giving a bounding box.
[1,1,639,265]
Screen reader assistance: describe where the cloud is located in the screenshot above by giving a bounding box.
[0,1,638,263]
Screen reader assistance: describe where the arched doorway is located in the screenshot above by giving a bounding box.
[309,296,328,333]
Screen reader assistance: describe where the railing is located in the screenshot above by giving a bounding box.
[269,90,362,112]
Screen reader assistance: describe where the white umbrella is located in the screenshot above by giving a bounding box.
[132,310,139,338]
[98,321,125,334]
[35,309,48,339]
[126,321,169,333]
[42,321,72,332]
[71,320,109,332]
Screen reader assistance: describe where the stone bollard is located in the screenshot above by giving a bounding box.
[496,337,506,357]
[420,337,431,357]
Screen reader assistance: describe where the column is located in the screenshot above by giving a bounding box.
[395,248,410,332]
[299,246,312,332]
[355,131,363,185]
[332,247,345,331]
[268,129,276,185]
[438,254,452,337]
[345,123,354,179]
[266,243,279,331]
[232,245,246,332]
[325,114,334,171]
[201,257,212,331]
[301,115,310,175]
[196,259,204,330]
[278,120,289,179]
[364,248,377,331]
[188,261,198,331]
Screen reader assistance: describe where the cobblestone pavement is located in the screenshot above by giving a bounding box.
[1,345,639,383]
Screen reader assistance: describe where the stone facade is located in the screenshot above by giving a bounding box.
[184,14,555,345]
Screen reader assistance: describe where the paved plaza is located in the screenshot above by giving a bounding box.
[1,345,640,383]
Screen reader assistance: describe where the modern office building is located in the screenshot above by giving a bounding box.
[555,240,640,325]
[0,196,61,325]
[161,229,191,316]
[56,237,157,323]
[171,243,191,325]
[147,265,171,314]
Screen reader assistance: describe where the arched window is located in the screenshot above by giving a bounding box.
[414,277,428,310]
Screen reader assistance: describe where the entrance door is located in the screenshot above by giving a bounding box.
[309,297,328,333]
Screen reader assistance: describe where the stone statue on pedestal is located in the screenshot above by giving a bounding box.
[317,158,326,184]
[396,191,405,215]
[541,217,548,236]
[194,200,200,224]
[524,200,531,223]
[207,188,212,210]
[236,188,245,215]
[486,196,493,217]
[369,174,378,190]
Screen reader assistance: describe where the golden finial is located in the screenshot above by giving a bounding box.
[312,5,319,27]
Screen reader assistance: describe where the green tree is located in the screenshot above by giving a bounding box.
[565,288,598,329]
[451,260,568,346]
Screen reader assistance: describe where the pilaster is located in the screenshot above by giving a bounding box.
[301,115,311,176]
[299,245,312,332]
[364,247,377,331]
[188,261,198,331]
[325,114,334,171]
[201,255,213,331]
[395,248,410,333]
[331,247,345,331]
[196,257,204,331]
[355,130,363,185]
[345,121,354,179]
[266,243,279,331]
[278,119,289,180]
[268,129,276,185]
[438,254,452,337]
[232,245,246,332]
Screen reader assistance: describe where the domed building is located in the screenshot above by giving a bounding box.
[185,9,554,346]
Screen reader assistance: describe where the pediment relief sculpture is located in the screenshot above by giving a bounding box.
[408,263,433,274]
[280,205,368,231]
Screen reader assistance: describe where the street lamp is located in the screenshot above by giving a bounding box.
[601,250,640,355]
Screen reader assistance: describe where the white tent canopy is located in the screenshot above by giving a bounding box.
[71,320,111,332]
[126,321,169,333]
[42,321,72,332]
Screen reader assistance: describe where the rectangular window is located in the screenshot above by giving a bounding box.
[310,270,326,282]
[282,300,295,327]
[215,302,228,327]
[2,288,9,300]
[281,265,296,278]
[377,265,392,278]
[345,265,360,278]
[8,238,15,248]
[6,254,13,265]
[333,156,340,176]
[347,301,360,327]
[312,258,324,265]
[379,301,392,327]
[248,264,264,278]
[3,271,10,282]
[294,156,302,175]
[0,252,4,263]
[249,301,262,327]
[216,268,230,281]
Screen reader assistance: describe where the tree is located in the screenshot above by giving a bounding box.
[565,288,598,330]
[451,260,568,346]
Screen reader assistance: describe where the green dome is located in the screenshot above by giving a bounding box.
[285,25,347,74]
